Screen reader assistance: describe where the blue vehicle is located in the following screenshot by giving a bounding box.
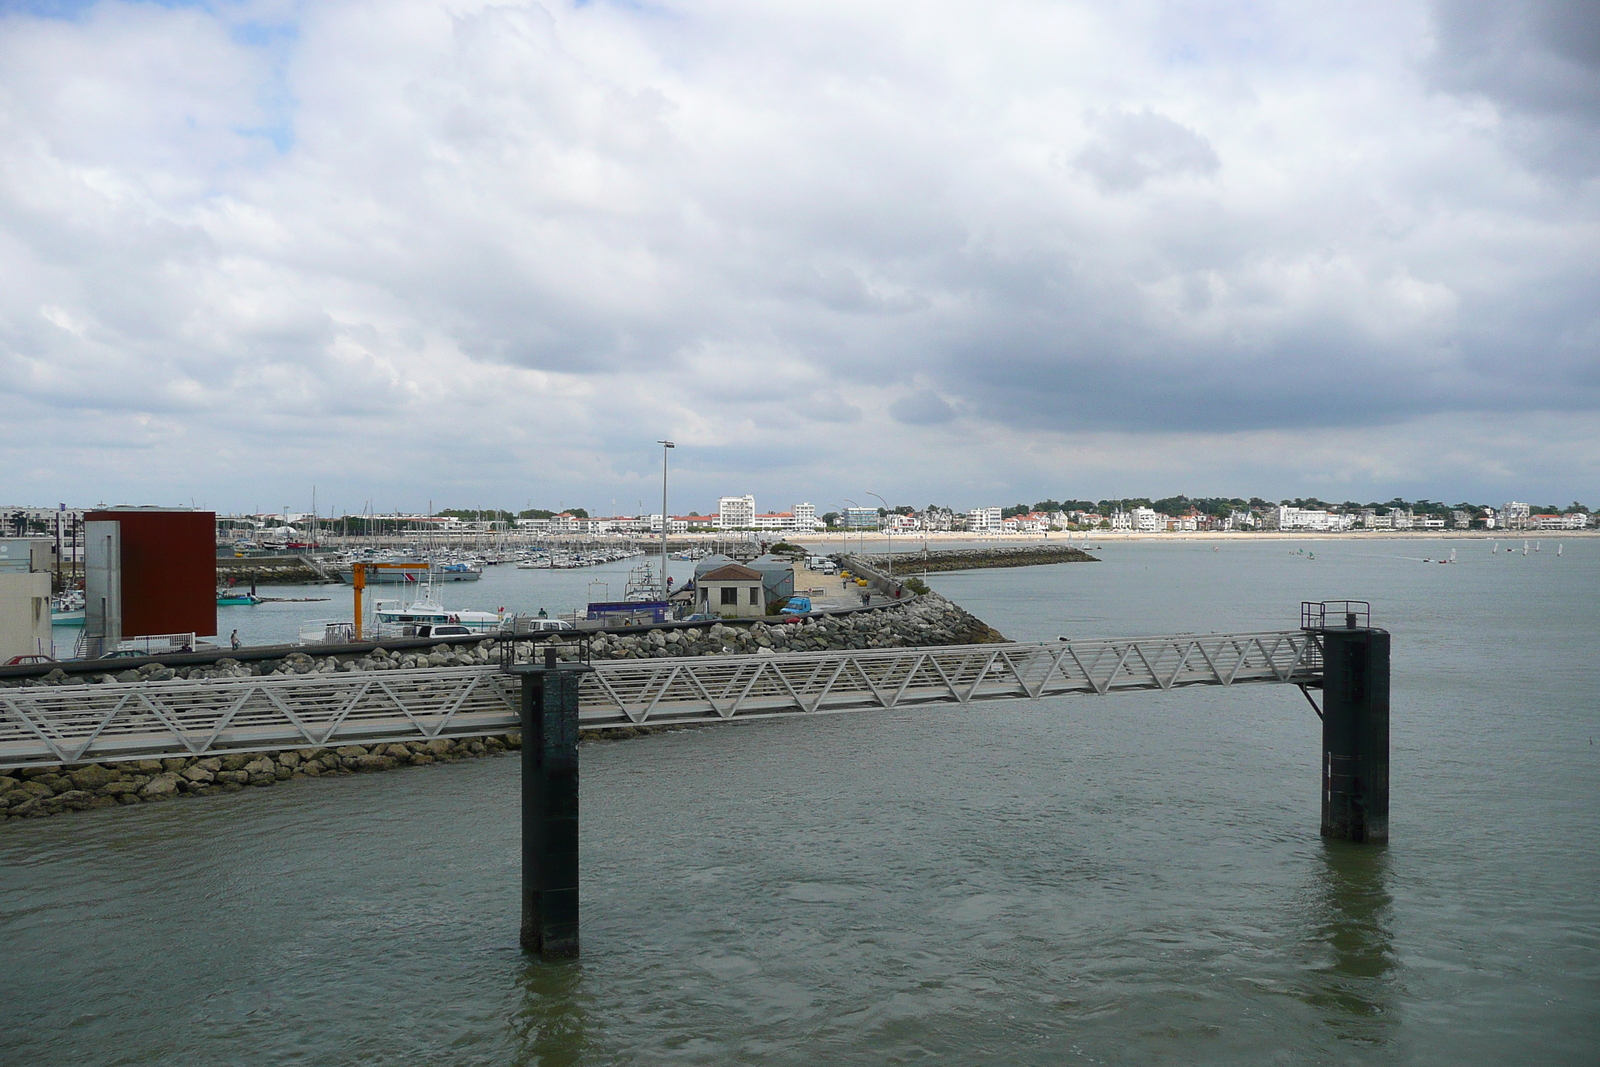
[779,596,812,615]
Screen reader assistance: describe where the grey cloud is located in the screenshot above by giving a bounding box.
[1073,109,1220,192]
[889,389,955,425]
[1430,0,1600,173]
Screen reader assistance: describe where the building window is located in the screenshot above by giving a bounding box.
[749,587,759,606]
[720,587,738,606]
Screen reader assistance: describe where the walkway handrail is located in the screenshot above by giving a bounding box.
[0,632,1319,768]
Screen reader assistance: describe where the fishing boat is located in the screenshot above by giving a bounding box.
[50,590,85,626]
[217,591,261,606]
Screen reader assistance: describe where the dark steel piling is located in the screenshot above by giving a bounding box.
[511,650,590,957]
[1319,625,1390,844]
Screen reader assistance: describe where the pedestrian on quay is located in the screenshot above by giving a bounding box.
[230,629,241,650]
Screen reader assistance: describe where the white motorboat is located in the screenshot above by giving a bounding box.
[373,584,505,634]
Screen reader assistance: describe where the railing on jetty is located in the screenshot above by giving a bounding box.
[0,631,1318,768]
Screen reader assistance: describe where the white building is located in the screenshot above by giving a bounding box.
[844,506,879,529]
[0,539,53,662]
[1011,512,1048,533]
[1274,507,1354,532]
[967,506,1004,532]
[1130,507,1162,533]
[793,503,817,530]
[1502,502,1532,530]
[1536,512,1590,530]
[718,495,756,529]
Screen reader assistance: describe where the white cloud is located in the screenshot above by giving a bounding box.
[0,0,1594,512]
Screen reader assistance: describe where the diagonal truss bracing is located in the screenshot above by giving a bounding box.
[0,632,1317,768]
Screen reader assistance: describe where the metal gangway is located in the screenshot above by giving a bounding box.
[0,630,1319,769]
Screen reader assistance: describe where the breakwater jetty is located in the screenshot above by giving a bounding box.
[216,554,329,585]
[1,593,1003,823]
[847,544,1098,574]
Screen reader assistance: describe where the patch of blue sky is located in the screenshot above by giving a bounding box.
[230,14,300,152]
[0,0,215,19]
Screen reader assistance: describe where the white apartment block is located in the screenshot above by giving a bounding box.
[718,495,756,529]
[793,502,817,530]
[967,506,1004,531]
[1274,507,1355,532]
[1130,507,1162,532]
[1502,502,1532,530]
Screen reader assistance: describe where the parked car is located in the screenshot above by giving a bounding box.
[3,654,55,666]
[416,624,474,639]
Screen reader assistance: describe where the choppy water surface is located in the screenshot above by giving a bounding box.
[5,538,1597,1065]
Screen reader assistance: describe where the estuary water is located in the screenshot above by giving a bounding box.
[4,538,1596,1065]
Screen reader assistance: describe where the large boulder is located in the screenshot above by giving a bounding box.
[67,767,116,793]
[140,774,181,799]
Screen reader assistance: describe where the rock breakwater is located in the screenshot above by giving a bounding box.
[2,593,1003,689]
[0,735,520,823]
[216,555,329,584]
[857,545,1098,573]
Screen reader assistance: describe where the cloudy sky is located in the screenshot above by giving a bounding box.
[1,0,1596,515]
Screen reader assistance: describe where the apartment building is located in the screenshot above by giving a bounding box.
[718,495,756,529]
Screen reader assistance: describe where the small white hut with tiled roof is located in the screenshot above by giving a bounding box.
[697,563,766,618]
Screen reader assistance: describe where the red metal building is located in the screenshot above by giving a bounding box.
[84,508,216,638]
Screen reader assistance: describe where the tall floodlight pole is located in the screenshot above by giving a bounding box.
[658,440,674,599]
[867,492,892,579]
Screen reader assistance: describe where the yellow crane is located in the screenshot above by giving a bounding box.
[351,562,432,642]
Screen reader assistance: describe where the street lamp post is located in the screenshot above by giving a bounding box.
[867,492,892,580]
[657,440,674,599]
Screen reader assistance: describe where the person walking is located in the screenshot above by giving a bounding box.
[230,629,241,651]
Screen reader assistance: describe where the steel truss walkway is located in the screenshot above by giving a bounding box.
[0,631,1319,769]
